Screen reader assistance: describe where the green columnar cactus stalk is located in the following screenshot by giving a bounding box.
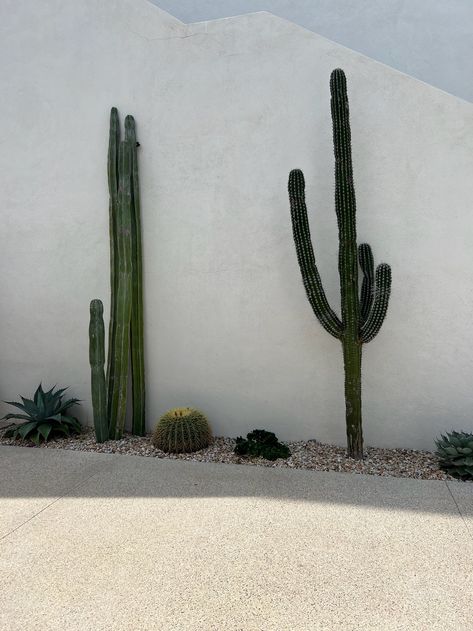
[125,115,145,436]
[288,69,392,459]
[108,139,134,439]
[106,107,119,424]
[102,108,146,440]
[89,299,109,442]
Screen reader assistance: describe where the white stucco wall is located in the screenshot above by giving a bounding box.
[1,0,473,449]
[153,0,473,103]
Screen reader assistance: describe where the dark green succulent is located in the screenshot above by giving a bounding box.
[1,384,81,444]
[234,429,291,461]
[435,431,473,480]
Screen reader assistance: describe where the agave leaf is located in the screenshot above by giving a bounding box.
[61,415,81,432]
[444,447,459,456]
[36,386,45,416]
[56,398,81,414]
[30,432,40,446]
[34,383,44,404]
[17,422,39,439]
[1,413,36,422]
[44,414,64,423]
[43,385,58,400]
[457,447,472,455]
[37,424,52,441]
[52,387,68,399]
[51,424,70,435]
[20,397,39,417]
[43,391,55,411]
[3,400,29,414]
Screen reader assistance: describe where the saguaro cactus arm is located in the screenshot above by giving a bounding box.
[288,169,343,340]
[360,263,392,343]
[358,243,375,323]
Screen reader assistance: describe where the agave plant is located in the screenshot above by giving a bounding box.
[1,384,81,444]
[435,431,473,480]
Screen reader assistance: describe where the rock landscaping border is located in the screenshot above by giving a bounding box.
[0,427,463,481]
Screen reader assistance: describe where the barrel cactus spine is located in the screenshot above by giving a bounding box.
[152,408,213,453]
[288,69,392,459]
[88,299,108,443]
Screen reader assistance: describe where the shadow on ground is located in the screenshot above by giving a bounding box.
[1,445,471,518]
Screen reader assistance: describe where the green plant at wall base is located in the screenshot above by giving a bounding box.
[435,431,473,480]
[234,429,291,461]
[89,300,108,443]
[288,69,392,459]
[1,384,81,444]
[90,107,145,441]
[152,408,213,453]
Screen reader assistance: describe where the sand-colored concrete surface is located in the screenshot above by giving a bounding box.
[0,446,472,630]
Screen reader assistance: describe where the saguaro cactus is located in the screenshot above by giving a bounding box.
[89,299,108,443]
[288,69,392,458]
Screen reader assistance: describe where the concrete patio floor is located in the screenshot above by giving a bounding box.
[0,446,472,630]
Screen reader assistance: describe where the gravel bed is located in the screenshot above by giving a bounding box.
[0,426,461,481]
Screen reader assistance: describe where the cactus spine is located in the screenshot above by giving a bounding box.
[89,299,108,443]
[288,69,392,459]
[125,115,145,436]
[90,108,145,441]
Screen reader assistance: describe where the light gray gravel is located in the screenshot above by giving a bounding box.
[0,426,461,481]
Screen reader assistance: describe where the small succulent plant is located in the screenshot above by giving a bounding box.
[435,430,473,480]
[234,429,291,461]
[1,384,81,444]
[152,407,212,453]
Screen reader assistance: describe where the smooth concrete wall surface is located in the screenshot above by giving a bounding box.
[153,0,473,103]
[1,0,473,449]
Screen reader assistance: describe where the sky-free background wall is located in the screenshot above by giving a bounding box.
[1,0,472,449]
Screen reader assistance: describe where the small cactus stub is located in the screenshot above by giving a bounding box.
[152,407,212,453]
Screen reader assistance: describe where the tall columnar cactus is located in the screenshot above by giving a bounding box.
[288,69,392,459]
[106,107,119,428]
[108,139,134,439]
[125,115,145,436]
[90,108,145,441]
[89,299,108,443]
